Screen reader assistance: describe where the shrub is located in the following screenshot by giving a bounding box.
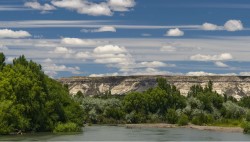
[246,111,250,122]
[178,114,189,126]
[53,122,81,133]
[242,122,250,134]
[191,113,214,125]
[166,109,178,124]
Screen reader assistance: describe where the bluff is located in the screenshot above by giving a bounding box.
[58,76,250,99]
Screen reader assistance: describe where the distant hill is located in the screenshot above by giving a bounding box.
[58,76,250,99]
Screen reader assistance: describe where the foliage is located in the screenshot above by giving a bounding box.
[178,114,189,126]
[221,101,247,119]
[242,122,250,134]
[0,53,84,134]
[166,109,178,124]
[53,122,81,133]
[239,96,250,109]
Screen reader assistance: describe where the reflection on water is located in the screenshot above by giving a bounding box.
[1,125,250,141]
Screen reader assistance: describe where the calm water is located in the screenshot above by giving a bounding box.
[1,126,250,141]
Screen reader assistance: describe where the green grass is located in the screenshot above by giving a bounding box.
[208,119,243,127]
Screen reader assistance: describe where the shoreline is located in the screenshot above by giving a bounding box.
[124,123,243,133]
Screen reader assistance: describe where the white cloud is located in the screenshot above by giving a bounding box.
[165,28,184,37]
[186,71,237,76]
[77,2,112,16]
[0,29,31,38]
[93,45,127,54]
[94,26,116,32]
[51,0,113,16]
[214,61,229,68]
[75,52,90,59]
[224,20,243,31]
[24,1,56,11]
[6,57,14,63]
[190,53,233,61]
[108,0,136,11]
[92,45,133,67]
[50,47,75,57]
[89,72,119,77]
[81,26,116,33]
[0,44,8,50]
[160,45,176,52]
[202,22,219,31]
[139,61,174,68]
[42,58,81,77]
[61,37,97,46]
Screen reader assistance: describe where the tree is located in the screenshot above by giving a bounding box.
[0,53,84,134]
[0,52,5,71]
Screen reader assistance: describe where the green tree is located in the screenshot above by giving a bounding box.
[0,54,84,134]
[0,52,5,71]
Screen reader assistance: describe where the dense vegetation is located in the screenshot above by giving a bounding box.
[1,52,250,135]
[76,78,250,134]
[0,53,84,135]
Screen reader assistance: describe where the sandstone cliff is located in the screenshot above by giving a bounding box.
[58,76,250,99]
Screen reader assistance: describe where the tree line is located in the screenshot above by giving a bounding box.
[76,78,250,134]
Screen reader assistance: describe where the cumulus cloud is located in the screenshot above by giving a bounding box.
[92,45,133,67]
[93,45,127,54]
[24,1,56,11]
[108,0,136,11]
[224,20,243,31]
[202,22,219,31]
[61,37,97,46]
[139,61,175,68]
[51,0,112,16]
[42,58,81,77]
[75,52,90,59]
[160,45,176,52]
[0,29,31,38]
[165,28,184,37]
[52,47,74,54]
[190,53,233,61]
[214,61,229,68]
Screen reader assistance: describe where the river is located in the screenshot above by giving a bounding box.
[1,126,250,141]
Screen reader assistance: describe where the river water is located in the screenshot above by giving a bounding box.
[1,126,250,141]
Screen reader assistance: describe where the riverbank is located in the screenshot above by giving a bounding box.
[125,123,243,133]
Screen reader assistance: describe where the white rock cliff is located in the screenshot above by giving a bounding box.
[58,76,250,99]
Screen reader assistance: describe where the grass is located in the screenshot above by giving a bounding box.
[208,119,243,127]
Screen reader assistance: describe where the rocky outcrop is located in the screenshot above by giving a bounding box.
[58,76,250,99]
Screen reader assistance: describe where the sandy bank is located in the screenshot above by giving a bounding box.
[125,123,243,133]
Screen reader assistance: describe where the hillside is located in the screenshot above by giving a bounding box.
[58,76,250,99]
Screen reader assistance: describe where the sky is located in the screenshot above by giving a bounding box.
[0,0,250,78]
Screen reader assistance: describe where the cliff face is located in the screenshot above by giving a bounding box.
[58,76,250,99]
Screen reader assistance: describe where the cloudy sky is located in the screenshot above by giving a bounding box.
[0,0,250,78]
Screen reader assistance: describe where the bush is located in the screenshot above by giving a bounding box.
[178,114,189,126]
[242,122,250,134]
[191,113,214,125]
[53,122,81,133]
[166,109,178,124]
[125,111,146,123]
[246,111,250,122]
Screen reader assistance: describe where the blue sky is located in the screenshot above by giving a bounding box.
[0,0,250,78]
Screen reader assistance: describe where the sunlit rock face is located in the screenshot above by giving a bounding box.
[58,76,250,99]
